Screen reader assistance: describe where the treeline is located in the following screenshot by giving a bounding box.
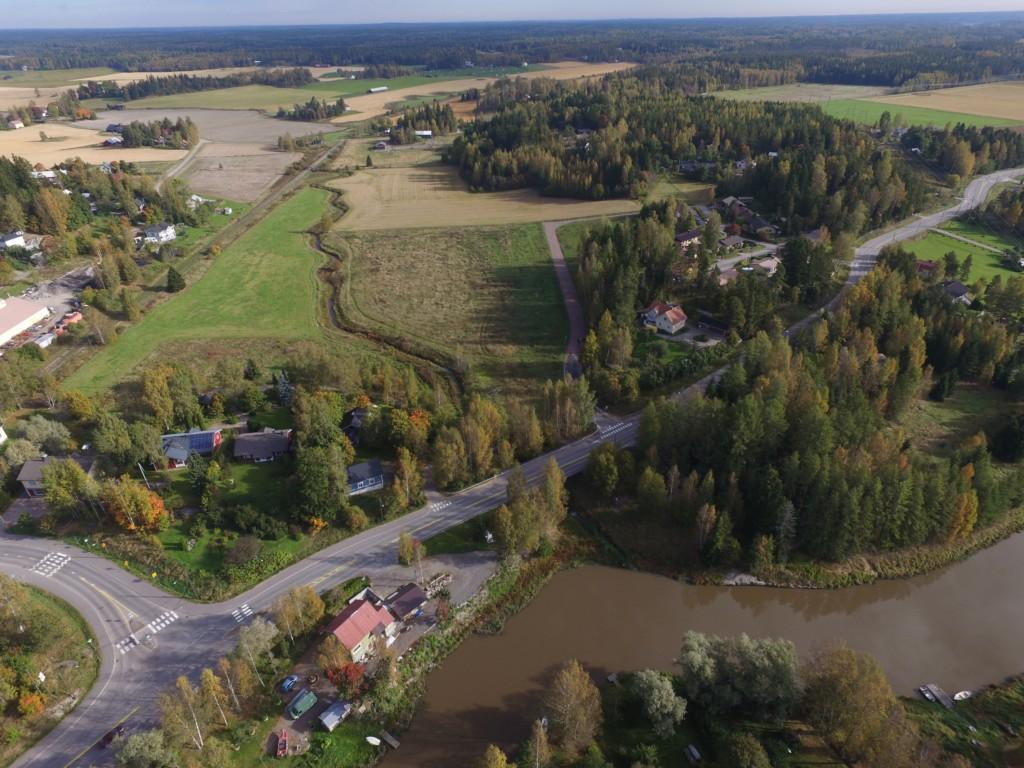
[390,102,457,144]
[604,249,1021,567]
[357,64,417,79]
[902,124,1024,182]
[4,90,91,125]
[75,67,313,102]
[120,117,198,148]
[449,72,927,236]
[275,96,346,122]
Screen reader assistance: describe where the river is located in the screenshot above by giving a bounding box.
[385,533,1024,768]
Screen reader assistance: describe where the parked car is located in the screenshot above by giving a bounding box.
[280,675,299,693]
[286,689,317,719]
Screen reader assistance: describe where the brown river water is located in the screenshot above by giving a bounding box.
[385,532,1024,767]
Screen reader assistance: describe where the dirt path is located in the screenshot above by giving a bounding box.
[156,138,208,192]
[542,221,586,378]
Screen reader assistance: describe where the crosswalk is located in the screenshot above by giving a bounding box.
[429,500,452,512]
[115,611,178,656]
[231,603,254,623]
[597,422,630,440]
[30,552,70,577]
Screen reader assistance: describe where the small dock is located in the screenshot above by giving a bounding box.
[380,731,401,750]
[924,684,955,710]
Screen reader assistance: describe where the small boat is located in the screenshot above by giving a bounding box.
[276,730,288,758]
[954,690,973,702]
[918,686,936,702]
[366,736,382,747]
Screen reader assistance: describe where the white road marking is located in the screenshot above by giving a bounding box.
[116,610,179,655]
[231,603,254,623]
[30,552,70,577]
[429,501,452,512]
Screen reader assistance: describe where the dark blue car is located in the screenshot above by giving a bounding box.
[280,675,299,693]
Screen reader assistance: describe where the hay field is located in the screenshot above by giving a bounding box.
[327,163,640,230]
[819,99,1019,128]
[333,224,567,396]
[184,142,301,201]
[871,82,1024,123]
[0,123,186,165]
[713,83,888,102]
[331,61,635,124]
[0,85,68,109]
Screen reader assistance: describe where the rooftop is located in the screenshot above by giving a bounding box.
[325,599,395,651]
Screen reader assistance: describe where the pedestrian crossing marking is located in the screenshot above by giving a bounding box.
[231,604,254,623]
[30,552,70,577]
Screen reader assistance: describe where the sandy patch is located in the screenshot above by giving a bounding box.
[0,122,185,166]
[328,163,639,230]
[184,143,300,202]
[871,82,1024,123]
[331,61,635,124]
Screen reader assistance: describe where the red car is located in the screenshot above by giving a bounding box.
[276,730,288,758]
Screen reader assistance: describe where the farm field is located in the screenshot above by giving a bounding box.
[873,81,1024,123]
[903,230,1012,283]
[64,186,329,392]
[332,223,568,396]
[0,66,115,87]
[79,108,329,145]
[819,98,1019,128]
[0,122,186,165]
[328,162,640,230]
[72,66,262,85]
[184,141,301,202]
[713,83,889,102]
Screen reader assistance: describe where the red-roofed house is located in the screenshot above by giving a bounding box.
[655,306,688,335]
[325,599,397,662]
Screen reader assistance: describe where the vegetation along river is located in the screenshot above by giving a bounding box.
[386,533,1024,767]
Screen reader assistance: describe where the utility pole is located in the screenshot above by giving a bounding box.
[137,462,152,491]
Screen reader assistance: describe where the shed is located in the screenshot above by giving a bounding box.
[317,700,352,732]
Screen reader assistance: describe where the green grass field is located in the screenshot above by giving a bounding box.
[65,186,328,392]
[0,67,116,88]
[941,219,1022,254]
[333,223,568,397]
[903,230,1014,283]
[900,385,1022,457]
[819,99,1020,128]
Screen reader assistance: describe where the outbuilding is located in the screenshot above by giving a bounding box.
[0,298,49,346]
[317,700,352,732]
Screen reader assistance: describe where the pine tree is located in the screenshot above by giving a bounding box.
[166,266,185,293]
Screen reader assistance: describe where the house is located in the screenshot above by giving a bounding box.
[752,256,781,277]
[675,228,702,250]
[18,455,95,498]
[0,298,49,346]
[655,306,688,335]
[29,106,47,121]
[30,170,58,183]
[233,428,292,463]
[160,428,222,469]
[103,135,123,146]
[942,280,973,306]
[720,235,744,250]
[144,223,177,244]
[33,332,56,349]
[317,700,352,732]
[917,260,939,276]
[385,583,428,621]
[342,407,369,446]
[745,216,776,237]
[717,268,739,287]
[347,459,384,496]
[1,231,25,250]
[414,130,433,139]
[805,228,826,243]
[639,301,676,326]
[325,598,398,662]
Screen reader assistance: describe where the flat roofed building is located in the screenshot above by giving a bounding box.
[0,298,49,347]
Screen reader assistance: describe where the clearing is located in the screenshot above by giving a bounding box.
[330,223,568,396]
[327,161,640,231]
[713,83,889,102]
[903,229,1015,283]
[819,99,1019,128]
[872,81,1024,124]
[64,186,329,392]
[0,122,185,165]
[901,385,1023,457]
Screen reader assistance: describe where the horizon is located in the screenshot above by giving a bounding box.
[4,6,1024,31]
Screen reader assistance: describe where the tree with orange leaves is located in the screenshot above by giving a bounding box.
[100,476,170,532]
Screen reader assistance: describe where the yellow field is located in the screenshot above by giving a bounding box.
[331,61,635,124]
[0,123,186,165]
[872,82,1024,122]
[0,85,67,109]
[327,163,640,230]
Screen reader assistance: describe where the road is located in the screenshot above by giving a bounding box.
[542,220,587,378]
[155,139,208,193]
[4,165,1024,768]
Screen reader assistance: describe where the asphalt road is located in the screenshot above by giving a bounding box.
[3,165,1023,768]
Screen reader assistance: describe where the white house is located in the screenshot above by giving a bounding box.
[143,223,177,244]
[33,332,56,349]
[655,306,688,335]
[0,231,26,250]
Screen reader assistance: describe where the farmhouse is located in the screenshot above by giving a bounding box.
[0,298,49,347]
[233,427,292,463]
[18,455,95,498]
[347,458,384,496]
[143,223,177,244]
[324,598,398,662]
[1,231,26,250]
[160,428,223,469]
[656,306,688,335]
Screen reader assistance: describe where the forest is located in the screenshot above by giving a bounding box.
[389,102,458,144]
[74,67,313,102]
[119,117,199,148]
[274,96,346,122]
[596,247,1023,568]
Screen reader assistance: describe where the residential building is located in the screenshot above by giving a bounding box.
[144,223,177,244]
[752,256,781,277]
[917,260,939,277]
[717,268,739,287]
[160,428,222,469]
[675,228,702,250]
[325,598,398,662]
[347,459,384,496]
[720,235,744,250]
[0,298,49,346]
[942,280,973,306]
[342,407,369,446]
[233,428,292,463]
[1,231,26,250]
[639,301,676,326]
[385,583,428,621]
[655,306,688,335]
[18,455,95,498]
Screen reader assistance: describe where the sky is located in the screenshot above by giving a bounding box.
[3,0,1024,29]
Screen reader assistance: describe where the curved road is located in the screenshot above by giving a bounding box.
[3,166,1023,768]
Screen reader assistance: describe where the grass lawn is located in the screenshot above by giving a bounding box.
[0,588,100,768]
[0,67,116,88]
[941,219,1022,254]
[819,98,1020,128]
[903,230,1014,284]
[64,186,328,392]
[424,511,497,555]
[647,175,715,204]
[333,223,568,397]
[900,385,1022,458]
